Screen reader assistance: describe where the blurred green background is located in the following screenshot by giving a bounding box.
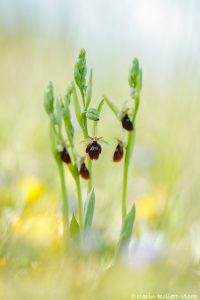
[0,0,200,299]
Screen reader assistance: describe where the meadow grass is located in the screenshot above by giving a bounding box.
[0,33,200,299]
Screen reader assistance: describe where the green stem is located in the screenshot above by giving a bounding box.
[74,169,83,229]
[87,159,92,192]
[49,120,69,244]
[81,92,85,108]
[121,96,139,221]
[122,130,135,219]
[63,121,84,229]
[82,114,93,193]
[57,160,69,244]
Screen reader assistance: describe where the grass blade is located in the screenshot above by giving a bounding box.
[117,204,136,253]
[70,213,80,238]
[84,188,95,231]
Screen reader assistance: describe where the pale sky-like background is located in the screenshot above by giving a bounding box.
[0,0,200,104]
[0,0,199,67]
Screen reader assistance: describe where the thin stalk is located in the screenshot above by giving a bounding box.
[81,92,85,108]
[57,160,69,246]
[63,121,83,229]
[74,173,83,229]
[49,121,69,244]
[82,103,93,193]
[122,130,135,219]
[121,96,140,221]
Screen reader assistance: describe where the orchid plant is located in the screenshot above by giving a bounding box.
[44,49,142,254]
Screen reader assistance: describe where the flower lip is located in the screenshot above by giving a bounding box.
[79,162,90,180]
[60,147,71,164]
[121,114,133,131]
[86,140,102,160]
[113,142,124,162]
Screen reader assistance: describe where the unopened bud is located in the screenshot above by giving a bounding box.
[44,81,54,115]
[128,57,142,94]
[86,108,99,121]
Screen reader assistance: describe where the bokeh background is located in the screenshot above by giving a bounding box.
[0,0,200,299]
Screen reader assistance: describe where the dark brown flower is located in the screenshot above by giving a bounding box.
[113,143,124,162]
[121,114,133,131]
[60,147,71,164]
[79,162,90,180]
[86,141,102,160]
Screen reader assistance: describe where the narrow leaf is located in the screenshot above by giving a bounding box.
[117,204,136,252]
[103,95,120,119]
[63,89,74,143]
[55,96,63,128]
[72,83,82,127]
[85,68,93,109]
[84,188,95,231]
[70,213,80,238]
[97,98,105,114]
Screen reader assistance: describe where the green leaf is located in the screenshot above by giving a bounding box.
[70,213,80,238]
[49,119,58,160]
[84,188,95,231]
[117,204,136,252]
[63,88,74,143]
[55,96,63,128]
[85,68,93,109]
[49,96,63,128]
[97,98,105,114]
[103,95,120,119]
[72,83,82,127]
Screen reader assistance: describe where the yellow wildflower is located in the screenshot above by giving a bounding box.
[136,192,166,223]
[0,257,7,268]
[12,213,63,252]
[17,176,46,204]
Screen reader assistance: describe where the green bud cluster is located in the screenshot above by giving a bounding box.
[44,81,54,115]
[129,58,142,99]
[74,48,87,97]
